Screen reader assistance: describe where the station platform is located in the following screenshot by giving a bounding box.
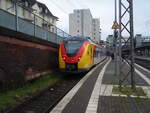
[50,58,150,113]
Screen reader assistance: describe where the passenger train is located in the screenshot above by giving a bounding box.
[59,36,105,73]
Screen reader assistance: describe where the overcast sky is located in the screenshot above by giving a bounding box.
[38,0,150,40]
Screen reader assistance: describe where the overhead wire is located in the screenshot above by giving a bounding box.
[76,0,88,9]
[48,0,69,15]
[66,0,78,9]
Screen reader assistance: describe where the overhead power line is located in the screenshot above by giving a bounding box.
[49,0,69,15]
[67,0,78,9]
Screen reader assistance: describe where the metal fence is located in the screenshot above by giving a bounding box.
[0,5,70,44]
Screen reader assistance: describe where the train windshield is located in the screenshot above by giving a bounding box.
[64,40,83,57]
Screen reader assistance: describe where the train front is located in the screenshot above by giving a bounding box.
[59,37,88,73]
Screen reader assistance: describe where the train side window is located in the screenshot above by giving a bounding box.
[88,46,90,55]
[95,51,97,57]
[91,48,93,58]
[96,51,97,57]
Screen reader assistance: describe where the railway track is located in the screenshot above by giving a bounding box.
[4,74,85,113]
[2,57,107,113]
[135,58,150,70]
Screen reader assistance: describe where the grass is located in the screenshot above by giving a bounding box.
[0,72,62,111]
[112,86,147,96]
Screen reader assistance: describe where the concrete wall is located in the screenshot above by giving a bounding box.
[0,35,58,81]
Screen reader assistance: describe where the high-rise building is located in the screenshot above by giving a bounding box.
[92,18,101,43]
[69,9,101,43]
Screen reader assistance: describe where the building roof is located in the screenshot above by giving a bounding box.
[23,0,36,6]
[12,0,36,6]
[11,0,58,19]
[11,0,36,12]
[36,1,58,19]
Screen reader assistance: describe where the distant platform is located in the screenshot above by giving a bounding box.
[135,56,150,61]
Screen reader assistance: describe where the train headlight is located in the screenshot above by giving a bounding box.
[78,57,81,61]
[63,57,66,60]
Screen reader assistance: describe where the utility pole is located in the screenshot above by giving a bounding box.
[130,0,135,89]
[112,0,119,76]
[118,0,135,89]
[114,0,118,76]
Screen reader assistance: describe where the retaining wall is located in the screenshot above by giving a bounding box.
[0,35,58,82]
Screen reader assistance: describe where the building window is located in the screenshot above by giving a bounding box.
[52,28,55,32]
[45,9,48,14]
[8,2,15,12]
[6,0,15,12]
[77,20,79,23]
[39,7,42,13]
[23,10,26,17]
[25,1,28,7]
[10,3,15,12]
[77,15,80,18]
[52,18,54,24]
[35,18,38,23]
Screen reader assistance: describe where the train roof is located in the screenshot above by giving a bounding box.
[63,36,103,48]
[64,36,94,42]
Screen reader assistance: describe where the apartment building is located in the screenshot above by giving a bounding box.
[32,1,58,32]
[0,0,58,32]
[0,0,36,20]
[69,9,101,43]
[92,18,101,43]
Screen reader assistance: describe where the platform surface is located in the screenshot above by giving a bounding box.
[50,58,150,113]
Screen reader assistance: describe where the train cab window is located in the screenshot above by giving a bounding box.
[64,40,83,57]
